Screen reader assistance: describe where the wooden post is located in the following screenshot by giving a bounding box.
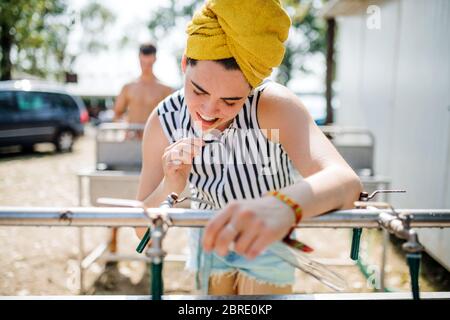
[325,18,336,125]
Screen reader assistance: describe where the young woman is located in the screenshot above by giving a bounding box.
[136,0,362,295]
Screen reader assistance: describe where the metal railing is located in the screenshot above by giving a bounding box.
[1,199,450,300]
[1,206,449,228]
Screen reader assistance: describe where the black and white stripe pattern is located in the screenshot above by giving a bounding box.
[157,84,296,211]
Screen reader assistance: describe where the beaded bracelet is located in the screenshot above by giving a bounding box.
[267,190,303,225]
[267,191,313,253]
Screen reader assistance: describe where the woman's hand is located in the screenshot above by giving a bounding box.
[202,196,295,260]
[162,137,204,194]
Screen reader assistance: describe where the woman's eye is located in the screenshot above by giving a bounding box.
[193,90,203,96]
[224,101,236,107]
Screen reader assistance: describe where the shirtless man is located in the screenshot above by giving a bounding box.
[113,43,173,128]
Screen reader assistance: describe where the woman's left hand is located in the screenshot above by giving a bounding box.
[202,196,295,259]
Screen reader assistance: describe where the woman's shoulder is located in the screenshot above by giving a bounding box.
[257,82,312,135]
[157,88,185,115]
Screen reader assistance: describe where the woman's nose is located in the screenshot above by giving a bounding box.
[201,99,220,115]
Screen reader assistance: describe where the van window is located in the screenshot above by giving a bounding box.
[0,91,16,113]
[51,93,78,111]
[16,91,52,112]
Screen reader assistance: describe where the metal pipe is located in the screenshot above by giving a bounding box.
[1,207,450,228]
[2,291,450,300]
[98,123,145,131]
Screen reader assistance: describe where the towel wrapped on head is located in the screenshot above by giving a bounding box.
[186,0,291,88]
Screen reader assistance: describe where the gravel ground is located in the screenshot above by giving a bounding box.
[1,125,449,297]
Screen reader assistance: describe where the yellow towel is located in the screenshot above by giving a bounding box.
[186,0,291,88]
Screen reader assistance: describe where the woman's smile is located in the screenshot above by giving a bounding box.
[195,111,223,129]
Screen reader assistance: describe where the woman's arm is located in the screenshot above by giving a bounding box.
[134,108,170,238]
[135,107,204,239]
[259,83,363,217]
[202,83,362,258]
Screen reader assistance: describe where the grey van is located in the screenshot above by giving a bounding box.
[0,80,88,152]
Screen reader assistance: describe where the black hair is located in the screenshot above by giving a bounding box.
[139,43,157,55]
[186,57,240,70]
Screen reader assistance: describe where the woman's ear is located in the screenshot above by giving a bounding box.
[181,54,187,73]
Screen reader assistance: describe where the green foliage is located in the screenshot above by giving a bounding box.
[147,0,199,40]
[79,1,116,53]
[0,0,115,81]
[278,0,327,85]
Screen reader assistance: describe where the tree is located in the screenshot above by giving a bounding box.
[325,18,336,124]
[0,0,115,81]
[146,0,199,80]
[276,0,327,86]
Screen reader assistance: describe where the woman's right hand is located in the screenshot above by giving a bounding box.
[162,137,204,193]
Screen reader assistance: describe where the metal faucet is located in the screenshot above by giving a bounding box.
[350,190,406,260]
[353,191,424,300]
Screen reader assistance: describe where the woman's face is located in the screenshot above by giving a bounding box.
[183,59,252,132]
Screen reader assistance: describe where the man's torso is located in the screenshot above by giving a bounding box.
[125,80,171,124]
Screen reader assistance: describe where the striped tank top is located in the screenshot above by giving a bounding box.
[157,82,297,206]
[157,82,298,270]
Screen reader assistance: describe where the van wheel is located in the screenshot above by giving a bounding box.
[55,130,74,152]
